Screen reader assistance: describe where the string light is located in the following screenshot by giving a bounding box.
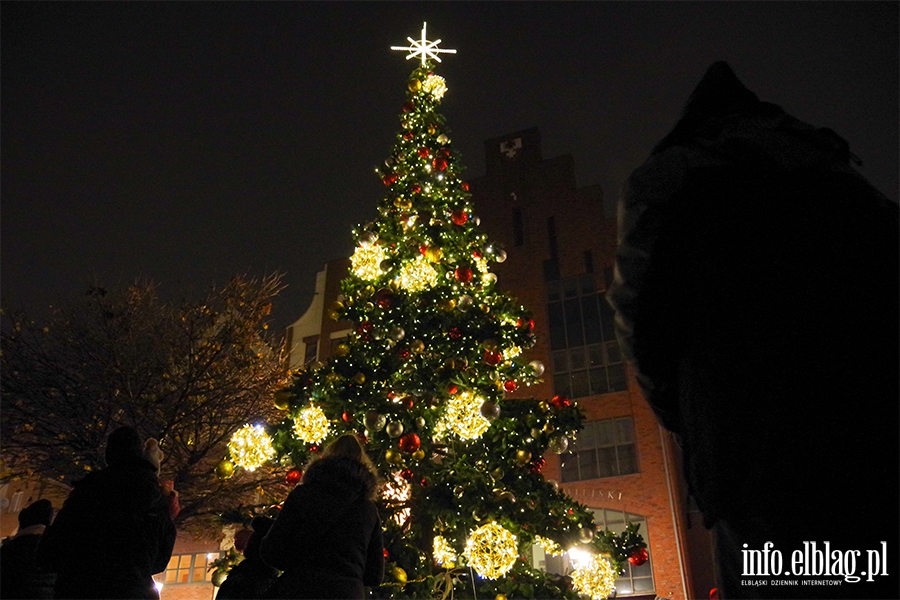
[463,521,518,579]
[434,390,491,441]
[382,471,412,526]
[433,535,457,566]
[397,255,439,292]
[293,404,330,444]
[535,536,564,556]
[423,74,448,100]
[351,243,386,280]
[570,554,617,600]
[227,424,275,471]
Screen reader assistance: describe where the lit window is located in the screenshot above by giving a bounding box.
[164,553,220,585]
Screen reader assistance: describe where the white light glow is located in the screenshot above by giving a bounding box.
[390,22,457,66]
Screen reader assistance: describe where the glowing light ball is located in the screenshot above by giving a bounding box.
[535,535,564,556]
[227,424,275,471]
[570,554,617,600]
[434,390,491,441]
[351,243,387,281]
[463,521,518,579]
[398,255,439,292]
[423,74,447,100]
[433,535,457,566]
[293,404,330,444]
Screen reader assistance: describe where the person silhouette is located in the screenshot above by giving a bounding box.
[608,61,898,599]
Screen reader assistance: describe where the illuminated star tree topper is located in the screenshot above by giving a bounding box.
[390,21,457,65]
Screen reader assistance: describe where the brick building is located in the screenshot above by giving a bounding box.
[285,128,717,599]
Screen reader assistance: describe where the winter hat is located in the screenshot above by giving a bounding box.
[18,499,53,528]
[143,438,164,473]
[105,426,143,467]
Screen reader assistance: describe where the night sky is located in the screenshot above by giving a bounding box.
[3,2,897,332]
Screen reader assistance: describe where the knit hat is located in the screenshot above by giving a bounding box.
[18,499,53,528]
[143,438,164,473]
[105,426,143,467]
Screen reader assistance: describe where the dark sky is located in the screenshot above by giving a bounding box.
[3,2,897,332]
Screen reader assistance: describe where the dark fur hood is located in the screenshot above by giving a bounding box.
[301,456,379,502]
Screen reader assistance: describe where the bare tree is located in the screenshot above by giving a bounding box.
[1,274,291,533]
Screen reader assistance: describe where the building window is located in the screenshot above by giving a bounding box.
[593,509,654,596]
[512,207,525,246]
[164,552,220,585]
[532,509,653,597]
[561,416,638,482]
[548,275,626,397]
[304,339,318,364]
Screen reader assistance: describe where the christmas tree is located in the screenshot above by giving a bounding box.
[222,24,645,600]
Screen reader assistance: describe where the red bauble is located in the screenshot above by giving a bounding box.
[398,432,421,454]
[383,548,390,559]
[550,394,571,408]
[403,131,414,140]
[411,183,422,194]
[397,347,411,360]
[342,411,353,423]
[375,288,393,308]
[449,327,462,340]
[356,432,368,444]
[455,266,473,283]
[461,181,470,191]
[503,380,518,393]
[309,444,320,453]
[419,244,429,255]
[628,547,649,566]
[382,173,398,186]
[357,321,373,335]
[484,350,503,366]
[286,469,302,485]
[447,384,459,395]
[450,210,468,226]
[432,157,448,171]
[402,101,415,113]
[400,468,414,480]
[417,147,430,158]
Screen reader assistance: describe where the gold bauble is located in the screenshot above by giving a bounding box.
[392,565,408,583]
[408,78,422,93]
[496,595,509,600]
[351,372,366,385]
[273,390,293,410]
[211,569,228,587]
[412,449,425,461]
[410,339,425,353]
[385,449,403,464]
[394,197,413,210]
[333,343,350,358]
[215,460,235,480]
[515,449,532,466]
[425,246,443,263]
[440,299,457,312]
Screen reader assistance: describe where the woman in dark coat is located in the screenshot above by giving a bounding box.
[260,433,384,599]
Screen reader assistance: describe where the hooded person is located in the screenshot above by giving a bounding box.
[260,433,384,599]
[36,426,177,599]
[214,516,278,600]
[0,498,57,598]
[607,62,898,598]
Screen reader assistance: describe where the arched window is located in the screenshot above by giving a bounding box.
[532,509,654,597]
